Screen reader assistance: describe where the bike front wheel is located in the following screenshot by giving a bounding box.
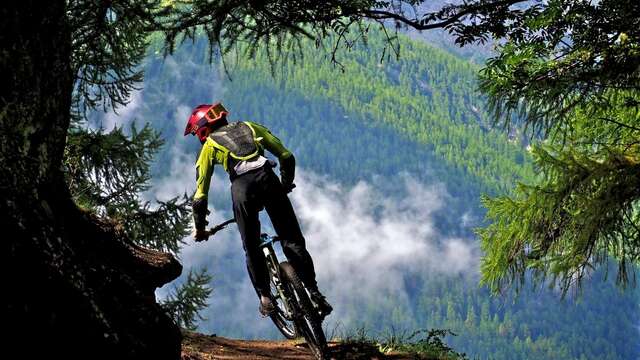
[269,278,297,339]
[279,261,328,360]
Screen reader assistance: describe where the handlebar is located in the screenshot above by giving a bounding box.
[198,218,236,241]
[283,183,296,193]
[208,218,236,235]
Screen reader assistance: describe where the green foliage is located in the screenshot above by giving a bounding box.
[150,0,506,70]
[333,326,467,360]
[69,0,156,120]
[120,196,192,254]
[161,268,213,331]
[478,0,640,132]
[380,329,468,360]
[480,142,639,293]
[65,123,162,209]
[70,0,546,122]
[477,0,640,292]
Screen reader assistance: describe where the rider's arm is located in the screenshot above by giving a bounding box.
[245,121,295,187]
[192,141,221,231]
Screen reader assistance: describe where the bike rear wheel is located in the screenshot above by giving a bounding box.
[279,261,328,360]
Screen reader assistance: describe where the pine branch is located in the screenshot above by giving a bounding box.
[161,268,213,330]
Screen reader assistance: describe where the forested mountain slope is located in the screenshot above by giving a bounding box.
[147,31,531,198]
[103,30,640,360]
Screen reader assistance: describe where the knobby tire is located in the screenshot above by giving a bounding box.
[279,261,328,360]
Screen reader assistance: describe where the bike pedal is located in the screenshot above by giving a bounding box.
[260,309,275,318]
[259,303,276,317]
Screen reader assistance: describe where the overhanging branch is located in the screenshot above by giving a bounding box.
[360,0,527,30]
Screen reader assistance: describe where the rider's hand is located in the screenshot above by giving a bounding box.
[193,229,209,242]
[282,182,296,194]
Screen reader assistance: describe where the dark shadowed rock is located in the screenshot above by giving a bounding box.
[1,2,183,359]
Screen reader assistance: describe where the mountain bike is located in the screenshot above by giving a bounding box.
[206,218,328,360]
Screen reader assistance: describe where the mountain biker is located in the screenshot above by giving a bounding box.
[184,102,333,318]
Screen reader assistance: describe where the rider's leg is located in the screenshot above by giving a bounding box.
[231,174,271,302]
[261,168,332,316]
[262,171,318,291]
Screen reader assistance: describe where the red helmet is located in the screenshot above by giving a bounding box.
[184,103,229,142]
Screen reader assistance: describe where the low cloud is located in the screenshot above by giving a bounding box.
[294,172,477,279]
[291,172,479,328]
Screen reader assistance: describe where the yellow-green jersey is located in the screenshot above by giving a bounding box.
[193,121,293,202]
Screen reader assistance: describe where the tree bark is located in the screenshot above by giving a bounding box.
[1,2,182,358]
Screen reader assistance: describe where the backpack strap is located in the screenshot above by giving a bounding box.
[240,121,264,157]
[207,137,231,172]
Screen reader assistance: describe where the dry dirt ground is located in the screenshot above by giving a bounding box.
[181,332,423,360]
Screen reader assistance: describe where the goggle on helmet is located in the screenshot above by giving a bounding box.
[184,102,229,142]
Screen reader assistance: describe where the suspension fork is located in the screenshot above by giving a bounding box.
[263,244,294,317]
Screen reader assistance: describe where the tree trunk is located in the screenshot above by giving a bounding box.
[1,2,182,358]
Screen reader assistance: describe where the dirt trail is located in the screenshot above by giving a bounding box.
[181,332,419,360]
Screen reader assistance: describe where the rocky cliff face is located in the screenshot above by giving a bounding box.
[5,199,184,359]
